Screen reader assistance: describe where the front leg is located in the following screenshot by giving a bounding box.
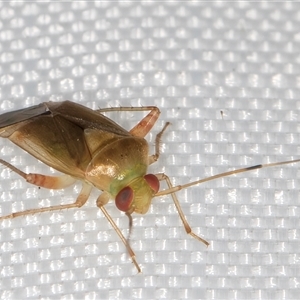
[96,192,141,273]
[155,173,209,247]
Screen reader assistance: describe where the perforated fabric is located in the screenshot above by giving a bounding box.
[0,2,299,299]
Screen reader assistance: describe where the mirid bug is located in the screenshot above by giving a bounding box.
[0,101,299,272]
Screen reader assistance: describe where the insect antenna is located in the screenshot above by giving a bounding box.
[155,159,300,197]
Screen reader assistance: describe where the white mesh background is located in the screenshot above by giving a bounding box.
[0,2,300,299]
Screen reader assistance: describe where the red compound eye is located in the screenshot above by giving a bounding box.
[144,174,159,193]
[115,186,133,212]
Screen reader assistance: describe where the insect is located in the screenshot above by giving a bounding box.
[0,101,299,272]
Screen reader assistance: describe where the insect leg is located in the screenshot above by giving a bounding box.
[99,106,170,164]
[148,122,170,165]
[0,182,92,220]
[155,173,209,247]
[0,158,76,189]
[97,106,160,138]
[96,192,141,273]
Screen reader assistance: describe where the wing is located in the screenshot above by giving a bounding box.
[0,102,51,129]
[47,101,131,135]
[0,101,130,135]
[0,101,131,178]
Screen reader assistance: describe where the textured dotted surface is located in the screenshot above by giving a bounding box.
[0,2,300,299]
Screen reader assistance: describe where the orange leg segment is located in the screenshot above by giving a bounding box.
[0,158,92,220]
[97,106,160,138]
[0,159,76,189]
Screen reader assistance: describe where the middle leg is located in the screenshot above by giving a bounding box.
[97,106,160,138]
